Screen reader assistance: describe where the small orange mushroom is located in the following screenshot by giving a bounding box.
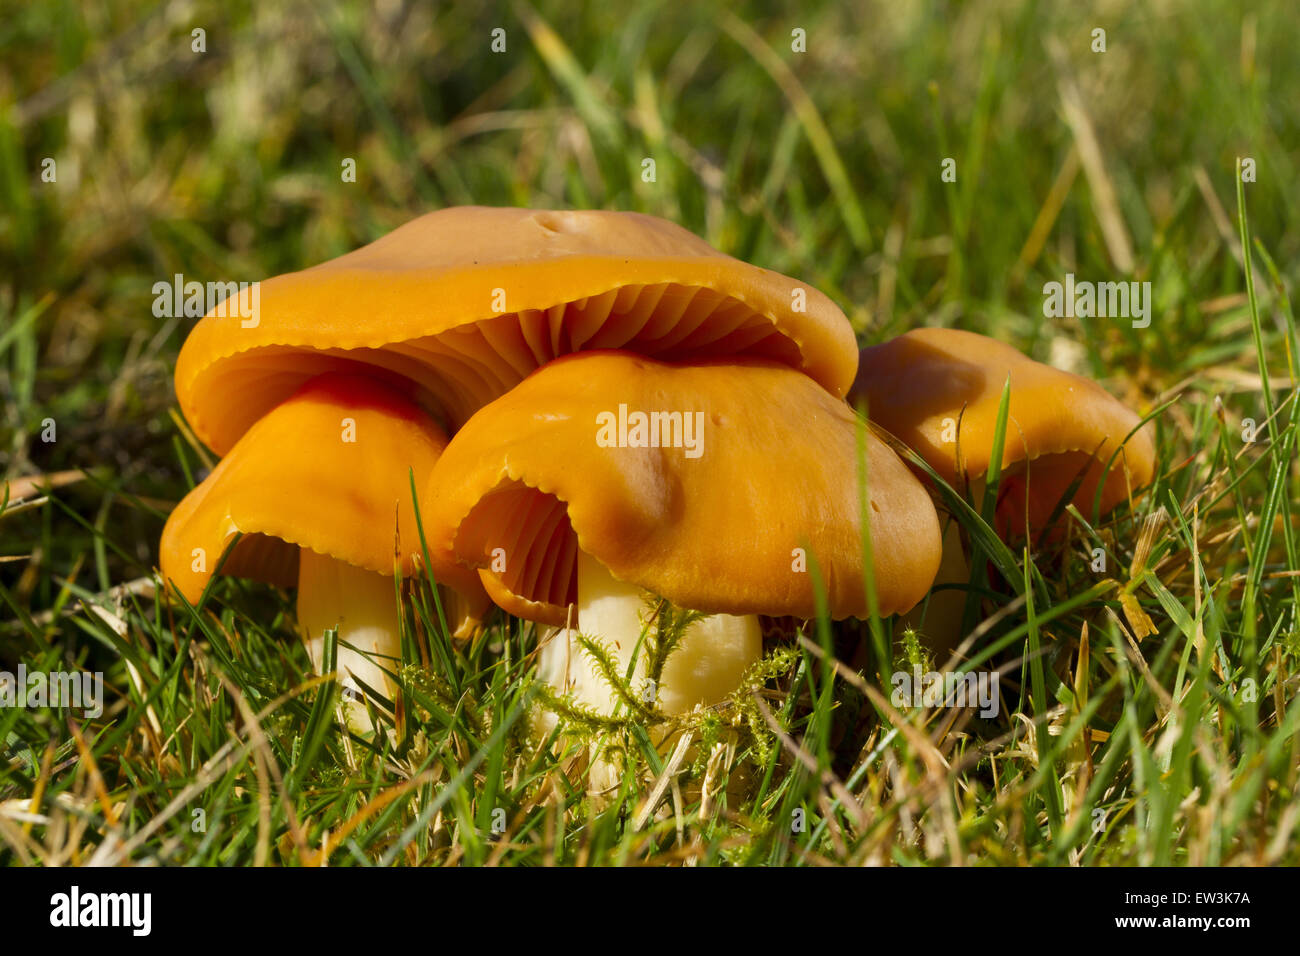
[851,327,1156,534]
[159,373,487,731]
[175,207,857,458]
[851,327,1157,650]
[423,351,942,729]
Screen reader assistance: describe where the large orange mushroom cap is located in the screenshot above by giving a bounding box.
[159,372,486,619]
[851,328,1157,532]
[176,206,857,455]
[423,351,942,626]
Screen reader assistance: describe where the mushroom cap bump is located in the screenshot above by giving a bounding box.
[159,372,485,611]
[423,351,943,626]
[175,207,858,456]
[851,328,1156,531]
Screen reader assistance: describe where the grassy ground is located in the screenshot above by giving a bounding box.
[2,0,1298,866]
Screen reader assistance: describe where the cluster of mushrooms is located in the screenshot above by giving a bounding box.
[159,207,1155,770]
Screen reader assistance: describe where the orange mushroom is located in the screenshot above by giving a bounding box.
[850,327,1157,650]
[423,351,942,736]
[174,206,857,458]
[851,328,1156,534]
[159,373,487,731]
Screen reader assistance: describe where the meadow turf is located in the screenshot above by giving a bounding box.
[1,0,1298,866]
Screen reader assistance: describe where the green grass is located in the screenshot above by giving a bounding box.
[2,0,1298,865]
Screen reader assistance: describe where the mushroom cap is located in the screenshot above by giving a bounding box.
[159,372,486,614]
[423,351,942,626]
[851,328,1157,531]
[176,206,857,455]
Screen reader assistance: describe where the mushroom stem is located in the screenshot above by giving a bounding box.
[538,548,762,727]
[297,548,404,734]
[902,516,970,657]
[904,477,989,657]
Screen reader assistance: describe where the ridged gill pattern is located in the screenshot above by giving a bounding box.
[192,281,805,439]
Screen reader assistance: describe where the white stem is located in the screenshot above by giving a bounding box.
[537,549,762,731]
[900,476,984,658]
[297,549,404,734]
[900,515,970,657]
